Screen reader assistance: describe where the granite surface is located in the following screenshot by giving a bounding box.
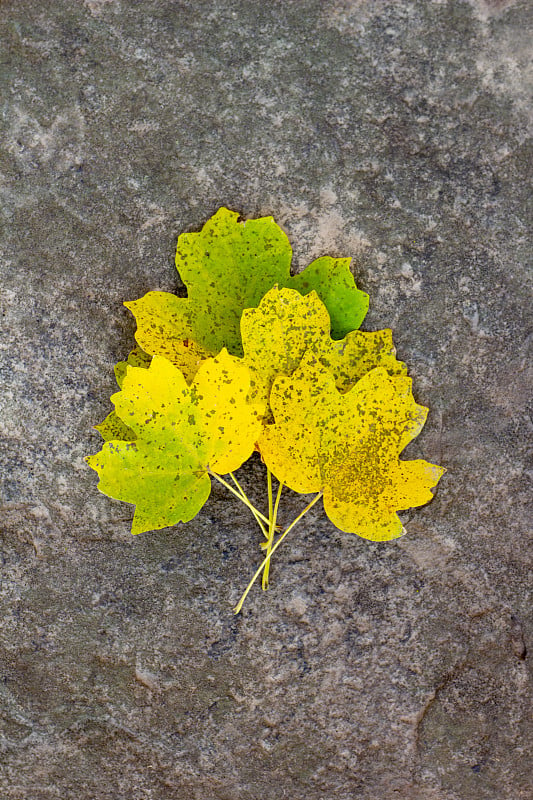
[0,1,531,798]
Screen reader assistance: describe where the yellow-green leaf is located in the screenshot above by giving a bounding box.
[125,207,369,363]
[260,354,444,540]
[114,345,152,389]
[87,351,263,534]
[241,286,406,408]
[95,347,153,441]
[94,410,136,442]
[122,293,211,382]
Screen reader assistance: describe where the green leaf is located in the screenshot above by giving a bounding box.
[290,256,368,338]
[125,207,368,361]
[87,351,263,534]
[241,286,406,409]
[259,354,445,541]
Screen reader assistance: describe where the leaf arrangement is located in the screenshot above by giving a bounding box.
[87,208,444,612]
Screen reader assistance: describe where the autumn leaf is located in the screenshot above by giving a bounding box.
[87,351,263,534]
[259,353,444,541]
[289,255,368,340]
[95,346,152,442]
[125,207,368,362]
[121,292,212,382]
[241,286,406,409]
[94,410,136,443]
[113,345,152,389]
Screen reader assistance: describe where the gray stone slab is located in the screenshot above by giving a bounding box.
[0,1,531,798]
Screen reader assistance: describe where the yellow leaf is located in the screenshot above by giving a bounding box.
[113,345,152,389]
[95,346,152,441]
[259,354,444,540]
[241,286,406,407]
[123,292,211,382]
[191,353,265,475]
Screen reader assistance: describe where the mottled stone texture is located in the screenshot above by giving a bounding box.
[0,0,531,798]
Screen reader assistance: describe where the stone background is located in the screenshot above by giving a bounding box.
[0,1,531,798]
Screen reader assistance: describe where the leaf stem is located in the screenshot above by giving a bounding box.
[234,492,323,614]
[262,474,283,590]
[229,472,268,539]
[267,469,273,538]
[208,470,271,529]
